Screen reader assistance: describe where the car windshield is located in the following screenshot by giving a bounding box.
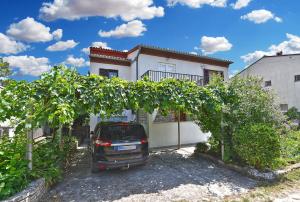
[100,124,146,141]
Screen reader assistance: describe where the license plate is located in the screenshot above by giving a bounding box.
[117,145,136,151]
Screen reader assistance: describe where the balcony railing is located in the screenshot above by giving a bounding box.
[141,70,204,86]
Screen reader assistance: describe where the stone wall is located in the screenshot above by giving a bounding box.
[3,178,46,202]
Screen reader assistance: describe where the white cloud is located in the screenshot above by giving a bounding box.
[241,33,300,64]
[3,55,51,76]
[99,20,146,38]
[200,36,232,54]
[46,40,78,51]
[52,29,63,40]
[0,33,28,54]
[81,41,111,54]
[39,0,164,21]
[231,0,251,9]
[167,0,227,8]
[64,55,87,67]
[241,9,282,24]
[6,17,63,42]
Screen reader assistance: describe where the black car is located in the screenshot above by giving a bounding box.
[90,122,149,172]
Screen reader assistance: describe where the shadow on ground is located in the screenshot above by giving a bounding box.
[44,145,258,202]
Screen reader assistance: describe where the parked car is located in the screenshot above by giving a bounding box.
[90,122,149,172]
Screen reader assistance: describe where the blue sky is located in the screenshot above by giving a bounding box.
[0,0,300,81]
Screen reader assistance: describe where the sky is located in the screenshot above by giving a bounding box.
[0,0,300,81]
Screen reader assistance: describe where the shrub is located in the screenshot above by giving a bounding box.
[280,131,300,164]
[233,124,281,170]
[286,107,300,120]
[31,136,77,185]
[0,135,29,200]
[0,134,77,200]
[195,142,210,153]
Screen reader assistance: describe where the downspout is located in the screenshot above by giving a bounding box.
[132,46,142,81]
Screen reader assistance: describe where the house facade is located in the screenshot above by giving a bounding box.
[237,53,300,112]
[89,45,232,148]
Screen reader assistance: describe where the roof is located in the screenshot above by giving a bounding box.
[90,44,233,68]
[236,53,300,76]
[129,45,233,65]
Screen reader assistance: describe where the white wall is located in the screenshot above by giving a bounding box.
[90,62,131,80]
[148,121,210,148]
[239,55,300,110]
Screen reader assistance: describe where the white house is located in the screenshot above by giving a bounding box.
[89,45,232,148]
[237,53,300,112]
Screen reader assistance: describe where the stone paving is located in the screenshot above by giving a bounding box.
[44,146,258,202]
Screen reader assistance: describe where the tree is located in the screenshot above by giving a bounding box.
[0,58,12,86]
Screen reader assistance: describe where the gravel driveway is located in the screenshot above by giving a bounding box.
[44,146,258,202]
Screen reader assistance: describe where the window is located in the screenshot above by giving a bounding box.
[99,68,118,78]
[265,80,272,87]
[295,75,300,82]
[158,62,176,73]
[280,104,288,112]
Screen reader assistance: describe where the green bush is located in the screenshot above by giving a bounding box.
[195,142,210,153]
[280,131,300,164]
[0,135,29,200]
[0,134,77,200]
[31,136,77,185]
[286,107,300,120]
[233,124,281,170]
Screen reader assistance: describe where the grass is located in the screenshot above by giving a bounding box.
[224,169,300,202]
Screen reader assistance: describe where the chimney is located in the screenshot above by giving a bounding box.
[276,51,283,56]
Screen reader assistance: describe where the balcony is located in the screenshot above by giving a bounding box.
[141,70,204,86]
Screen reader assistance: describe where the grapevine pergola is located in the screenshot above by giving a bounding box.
[0,66,226,169]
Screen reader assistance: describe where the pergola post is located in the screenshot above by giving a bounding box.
[27,129,33,170]
[177,110,181,149]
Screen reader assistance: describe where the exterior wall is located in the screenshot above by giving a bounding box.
[148,121,210,148]
[90,62,131,80]
[238,55,300,110]
[137,54,229,80]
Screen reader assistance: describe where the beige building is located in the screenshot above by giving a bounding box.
[89,45,232,148]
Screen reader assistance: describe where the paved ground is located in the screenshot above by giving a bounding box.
[44,146,258,202]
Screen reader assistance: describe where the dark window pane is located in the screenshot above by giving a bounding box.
[265,80,272,87]
[100,124,146,141]
[295,75,300,82]
[99,69,118,78]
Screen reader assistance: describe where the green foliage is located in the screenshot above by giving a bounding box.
[196,76,285,164]
[0,58,11,86]
[0,135,29,200]
[233,123,281,170]
[195,142,210,153]
[0,134,77,200]
[31,136,77,185]
[280,131,300,164]
[286,107,300,120]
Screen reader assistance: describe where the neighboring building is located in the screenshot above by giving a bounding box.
[89,45,232,148]
[237,53,300,112]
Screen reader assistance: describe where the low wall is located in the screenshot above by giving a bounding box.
[3,178,46,202]
[149,121,210,148]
